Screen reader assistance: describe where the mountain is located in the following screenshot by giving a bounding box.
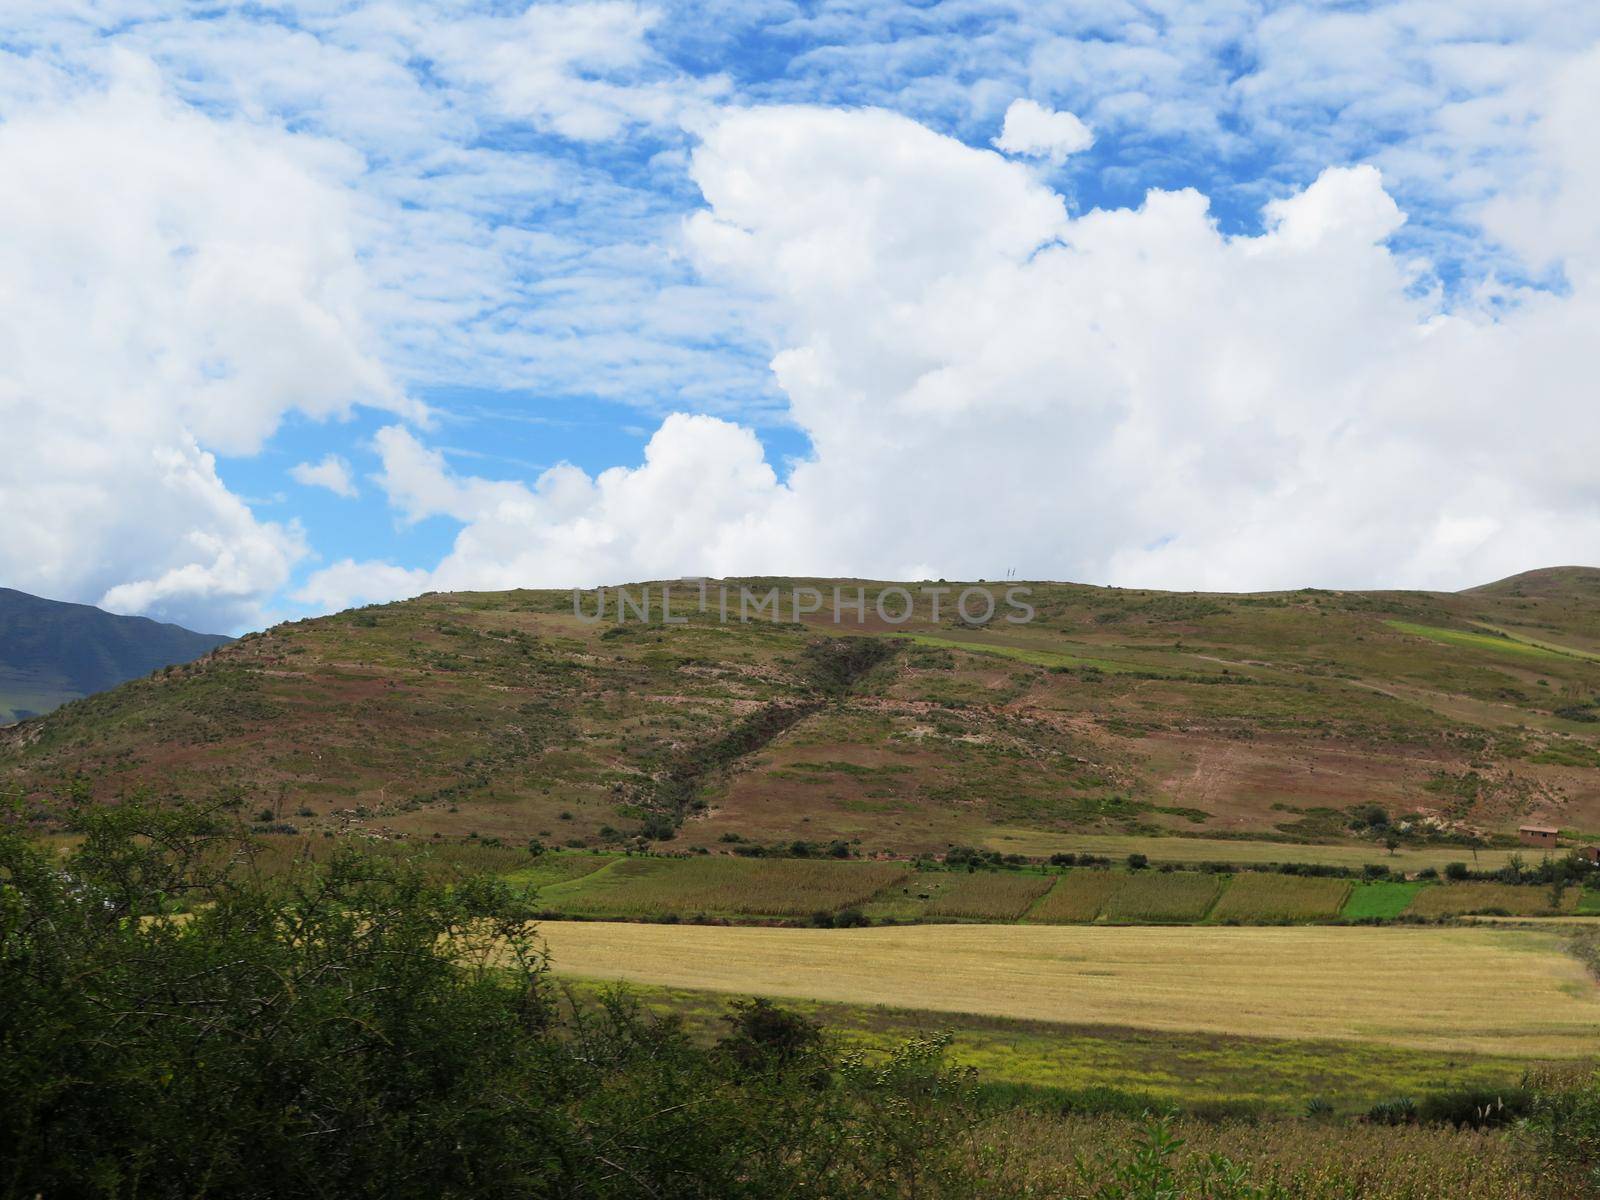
[3,573,1598,854]
[0,588,232,724]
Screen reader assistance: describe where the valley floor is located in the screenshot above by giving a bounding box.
[537,921,1600,1059]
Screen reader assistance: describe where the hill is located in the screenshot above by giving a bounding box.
[0,588,232,724]
[3,574,1599,857]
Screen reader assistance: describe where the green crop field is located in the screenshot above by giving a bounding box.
[1579,889,1600,915]
[1405,881,1581,918]
[1098,870,1223,923]
[923,869,1056,920]
[1208,873,1351,922]
[1342,880,1424,919]
[1025,870,1123,922]
[532,855,909,917]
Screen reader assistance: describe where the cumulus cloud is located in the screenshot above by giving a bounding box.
[320,93,1600,603]
[0,59,409,630]
[290,454,359,498]
[993,98,1094,161]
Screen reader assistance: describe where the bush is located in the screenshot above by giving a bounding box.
[834,907,871,928]
[1366,1097,1418,1125]
[1127,853,1149,870]
[0,799,994,1199]
[1445,861,1471,881]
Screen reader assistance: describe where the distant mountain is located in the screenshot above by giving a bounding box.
[0,588,232,724]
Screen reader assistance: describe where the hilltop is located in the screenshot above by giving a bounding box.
[0,588,231,725]
[4,574,1599,856]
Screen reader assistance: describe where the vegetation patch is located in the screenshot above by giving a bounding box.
[1405,881,1581,918]
[1209,873,1351,923]
[535,855,909,918]
[1342,881,1424,920]
[1099,871,1223,923]
[1025,871,1122,922]
[1385,621,1568,662]
[923,870,1056,921]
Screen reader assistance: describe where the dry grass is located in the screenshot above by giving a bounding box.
[1025,871,1121,922]
[535,856,908,917]
[1210,873,1352,922]
[1099,870,1222,922]
[988,1113,1572,1199]
[1407,882,1581,918]
[536,922,1600,1057]
[923,871,1057,920]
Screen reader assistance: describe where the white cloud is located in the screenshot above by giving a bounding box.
[290,454,359,498]
[993,98,1094,161]
[291,558,431,612]
[0,59,407,630]
[318,95,1600,602]
[422,1,727,141]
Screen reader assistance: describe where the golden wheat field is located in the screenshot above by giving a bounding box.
[536,922,1600,1057]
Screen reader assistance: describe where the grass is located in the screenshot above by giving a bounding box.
[533,855,909,918]
[923,870,1056,920]
[1209,873,1351,922]
[501,851,616,891]
[896,634,1146,674]
[560,979,1534,1114]
[1025,870,1122,922]
[536,922,1600,1057]
[1579,889,1600,915]
[1405,881,1582,918]
[1098,870,1222,922]
[1385,620,1568,662]
[1342,880,1424,920]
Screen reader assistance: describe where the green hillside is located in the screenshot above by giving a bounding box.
[4,572,1599,859]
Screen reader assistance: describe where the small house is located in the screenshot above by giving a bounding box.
[1581,845,1600,865]
[1518,824,1560,848]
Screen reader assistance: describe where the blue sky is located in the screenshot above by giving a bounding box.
[3,2,1599,631]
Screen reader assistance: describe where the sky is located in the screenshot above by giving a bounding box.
[2,1,1598,634]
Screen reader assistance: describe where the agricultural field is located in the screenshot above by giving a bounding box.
[1404,881,1581,918]
[531,855,908,918]
[923,869,1055,920]
[1025,870,1123,922]
[1098,870,1223,922]
[1341,880,1424,920]
[981,829,1529,873]
[1208,873,1352,922]
[537,922,1600,1057]
[560,979,1535,1114]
